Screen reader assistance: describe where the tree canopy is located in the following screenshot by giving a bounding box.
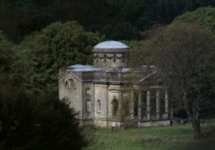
[136,24,215,139]
[0,31,14,73]
[172,6,215,34]
[2,0,215,42]
[12,21,102,92]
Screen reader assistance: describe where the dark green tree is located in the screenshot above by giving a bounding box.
[172,6,215,35]
[3,0,215,42]
[110,22,139,40]
[0,86,88,150]
[119,40,141,67]
[0,30,14,73]
[12,21,102,92]
[0,0,57,43]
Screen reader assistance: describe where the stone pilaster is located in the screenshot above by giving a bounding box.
[170,91,173,119]
[138,90,142,121]
[156,90,160,119]
[119,91,123,121]
[130,89,134,119]
[147,91,150,120]
[106,85,109,127]
[165,90,169,118]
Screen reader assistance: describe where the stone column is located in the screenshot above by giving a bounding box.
[119,91,123,121]
[106,85,109,127]
[171,100,173,119]
[130,89,134,119]
[156,90,160,119]
[165,90,169,118]
[93,83,95,126]
[138,90,142,121]
[147,91,150,120]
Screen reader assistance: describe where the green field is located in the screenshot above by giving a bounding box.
[84,123,215,150]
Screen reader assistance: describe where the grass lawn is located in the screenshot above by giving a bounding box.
[83,123,215,150]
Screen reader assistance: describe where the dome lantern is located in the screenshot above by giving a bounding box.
[92,40,129,69]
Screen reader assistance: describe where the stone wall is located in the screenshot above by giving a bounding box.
[58,73,83,119]
[94,84,108,120]
[138,120,171,127]
[82,82,94,120]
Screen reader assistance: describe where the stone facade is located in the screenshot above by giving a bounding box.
[58,40,173,128]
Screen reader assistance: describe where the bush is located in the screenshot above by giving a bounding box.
[0,84,88,150]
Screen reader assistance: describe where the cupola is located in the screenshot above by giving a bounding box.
[92,40,129,69]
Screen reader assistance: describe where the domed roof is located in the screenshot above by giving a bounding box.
[92,40,129,53]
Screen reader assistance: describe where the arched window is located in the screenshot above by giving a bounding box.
[97,100,101,112]
[67,79,74,88]
[112,98,118,116]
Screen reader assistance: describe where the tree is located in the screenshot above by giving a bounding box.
[12,21,103,93]
[3,0,215,42]
[0,0,57,43]
[172,6,215,35]
[110,22,139,40]
[137,24,215,139]
[120,40,141,67]
[0,82,88,149]
[0,30,14,73]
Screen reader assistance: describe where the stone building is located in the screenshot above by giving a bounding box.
[58,40,173,128]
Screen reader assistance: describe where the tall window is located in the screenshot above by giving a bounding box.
[97,100,101,112]
[86,100,91,113]
[68,79,74,88]
[112,98,118,116]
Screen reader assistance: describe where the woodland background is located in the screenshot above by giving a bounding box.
[2,0,215,43]
[0,1,215,147]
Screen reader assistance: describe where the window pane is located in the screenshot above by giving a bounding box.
[68,79,74,88]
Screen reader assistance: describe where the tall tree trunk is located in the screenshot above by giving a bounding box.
[192,119,201,139]
[183,91,201,139]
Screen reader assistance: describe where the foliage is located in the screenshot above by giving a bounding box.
[10,0,45,14]
[120,40,140,49]
[11,21,102,93]
[2,0,215,42]
[109,22,140,40]
[0,0,57,43]
[99,0,145,40]
[0,31,14,73]
[172,6,215,35]
[0,81,88,150]
[119,40,141,67]
[137,23,215,138]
